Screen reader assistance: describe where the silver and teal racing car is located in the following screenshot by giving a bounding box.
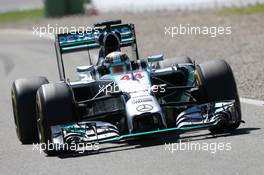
[11,20,242,155]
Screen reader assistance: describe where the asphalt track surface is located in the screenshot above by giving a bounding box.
[0,31,263,175]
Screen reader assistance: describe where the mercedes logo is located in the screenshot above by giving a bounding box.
[136,104,153,112]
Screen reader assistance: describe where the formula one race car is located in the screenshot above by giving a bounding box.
[11,20,242,155]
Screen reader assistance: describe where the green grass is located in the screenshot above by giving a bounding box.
[219,3,264,15]
[0,8,44,23]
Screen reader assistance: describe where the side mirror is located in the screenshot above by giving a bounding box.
[76,65,95,81]
[147,54,164,72]
[76,65,95,72]
[147,54,164,63]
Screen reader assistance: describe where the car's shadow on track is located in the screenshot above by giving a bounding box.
[57,127,260,159]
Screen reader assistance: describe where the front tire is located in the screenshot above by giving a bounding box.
[36,82,77,155]
[196,59,241,133]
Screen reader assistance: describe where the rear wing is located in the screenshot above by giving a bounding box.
[55,24,138,54]
[54,23,139,81]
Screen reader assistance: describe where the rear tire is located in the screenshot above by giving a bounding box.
[11,77,49,144]
[196,59,241,133]
[36,82,77,155]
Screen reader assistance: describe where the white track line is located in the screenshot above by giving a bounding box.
[240,98,264,107]
[1,29,264,107]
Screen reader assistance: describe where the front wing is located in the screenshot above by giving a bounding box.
[50,100,236,152]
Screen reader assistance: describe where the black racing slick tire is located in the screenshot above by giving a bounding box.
[36,82,77,155]
[159,56,192,68]
[196,59,241,133]
[11,77,49,144]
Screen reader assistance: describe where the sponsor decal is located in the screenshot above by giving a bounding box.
[132,98,153,104]
[120,73,144,80]
[136,104,153,112]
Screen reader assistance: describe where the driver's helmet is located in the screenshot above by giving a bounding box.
[104,51,131,74]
